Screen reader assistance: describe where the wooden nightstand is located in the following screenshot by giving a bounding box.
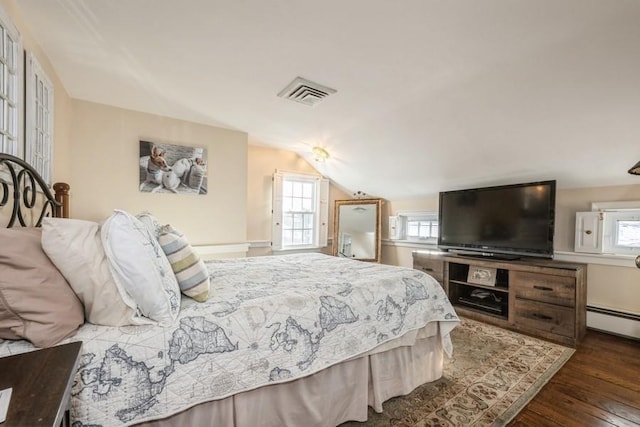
[0,341,82,427]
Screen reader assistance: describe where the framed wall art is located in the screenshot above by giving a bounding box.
[139,140,207,195]
[467,265,497,286]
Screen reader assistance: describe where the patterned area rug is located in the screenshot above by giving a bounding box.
[343,317,575,427]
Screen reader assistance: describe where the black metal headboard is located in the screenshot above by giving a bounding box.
[0,153,69,227]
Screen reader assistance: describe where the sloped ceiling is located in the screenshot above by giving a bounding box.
[15,0,640,200]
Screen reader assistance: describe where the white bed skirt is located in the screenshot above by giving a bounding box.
[137,328,444,427]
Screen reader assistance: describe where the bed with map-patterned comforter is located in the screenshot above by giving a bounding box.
[0,253,459,427]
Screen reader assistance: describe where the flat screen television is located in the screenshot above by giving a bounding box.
[438,180,556,259]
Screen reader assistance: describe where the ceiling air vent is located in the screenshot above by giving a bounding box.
[277,77,337,106]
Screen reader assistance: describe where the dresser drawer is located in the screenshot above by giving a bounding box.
[512,271,575,307]
[413,254,444,282]
[514,299,575,338]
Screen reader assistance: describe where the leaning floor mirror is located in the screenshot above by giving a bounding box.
[333,199,382,262]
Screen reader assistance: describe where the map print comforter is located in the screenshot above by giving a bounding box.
[0,253,459,427]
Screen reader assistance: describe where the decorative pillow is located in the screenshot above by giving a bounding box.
[158,225,210,302]
[102,210,180,326]
[136,211,163,240]
[0,227,84,347]
[41,218,137,326]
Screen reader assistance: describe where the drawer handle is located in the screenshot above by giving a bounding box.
[531,313,553,321]
[533,285,553,291]
[421,267,434,272]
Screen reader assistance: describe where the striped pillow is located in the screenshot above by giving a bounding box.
[158,225,210,302]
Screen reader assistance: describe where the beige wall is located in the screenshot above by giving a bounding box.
[587,264,640,315]
[70,100,247,246]
[0,0,73,183]
[246,144,349,256]
[382,184,640,316]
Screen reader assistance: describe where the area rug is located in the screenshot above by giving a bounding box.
[342,317,575,427]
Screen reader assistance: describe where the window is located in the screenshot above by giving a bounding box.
[605,210,640,254]
[0,6,21,157]
[272,170,329,250]
[616,220,640,248]
[25,53,54,184]
[390,212,439,243]
[282,179,315,246]
[406,216,439,240]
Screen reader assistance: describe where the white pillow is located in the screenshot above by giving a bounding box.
[101,210,181,326]
[136,211,163,240]
[41,218,137,326]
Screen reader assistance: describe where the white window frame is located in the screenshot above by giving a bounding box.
[272,170,329,251]
[390,212,439,243]
[25,52,54,185]
[0,5,22,158]
[603,210,640,254]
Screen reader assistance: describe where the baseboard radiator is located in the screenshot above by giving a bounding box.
[587,306,640,340]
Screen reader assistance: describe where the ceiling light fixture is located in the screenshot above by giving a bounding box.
[628,161,640,175]
[312,146,329,162]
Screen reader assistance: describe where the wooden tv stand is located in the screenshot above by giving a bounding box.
[413,251,587,347]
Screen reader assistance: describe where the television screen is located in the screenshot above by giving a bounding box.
[438,180,556,259]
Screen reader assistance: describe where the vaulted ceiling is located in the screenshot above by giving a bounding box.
[15,0,640,200]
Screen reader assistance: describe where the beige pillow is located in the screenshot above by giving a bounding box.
[41,218,136,326]
[0,227,84,347]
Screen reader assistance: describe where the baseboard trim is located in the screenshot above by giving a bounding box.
[194,243,250,257]
[587,306,640,340]
[248,240,271,248]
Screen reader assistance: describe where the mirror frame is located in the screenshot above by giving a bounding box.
[332,198,382,263]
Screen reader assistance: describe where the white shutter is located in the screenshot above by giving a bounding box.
[575,211,604,253]
[271,171,284,250]
[388,216,400,240]
[319,178,329,247]
[25,53,54,185]
[0,5,22,157]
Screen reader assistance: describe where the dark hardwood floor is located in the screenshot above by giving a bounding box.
[510,329,640,426]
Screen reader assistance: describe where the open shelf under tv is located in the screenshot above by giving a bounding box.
[448,280,509,293]
[447,261,510,319]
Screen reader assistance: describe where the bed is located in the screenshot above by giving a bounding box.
[0,153,460,427]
